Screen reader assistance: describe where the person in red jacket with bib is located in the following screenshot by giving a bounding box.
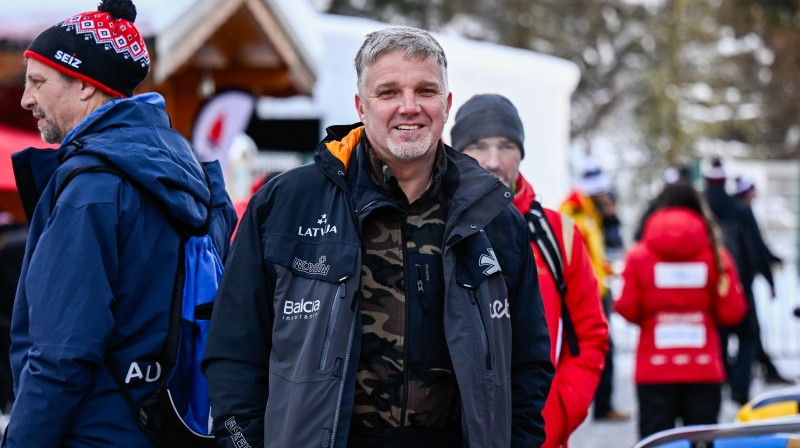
[452,94,609,448]
[616,180,747,439]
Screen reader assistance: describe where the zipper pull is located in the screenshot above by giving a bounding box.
[468,288,477,305]
[416,264,431,313]
[332,280,350,309]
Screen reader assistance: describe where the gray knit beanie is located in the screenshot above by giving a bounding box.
[450,94,524,158]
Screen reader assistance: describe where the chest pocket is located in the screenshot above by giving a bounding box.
[405,251,448,367]
[262,235,359,381]
[263,234,358,282]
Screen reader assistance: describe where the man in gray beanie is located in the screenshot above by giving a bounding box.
[450,94,525,163]
[452,94,610,448]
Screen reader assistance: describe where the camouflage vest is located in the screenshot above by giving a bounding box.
[352,146,459,429]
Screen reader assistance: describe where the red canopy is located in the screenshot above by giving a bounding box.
[0,124,55,223]
[0,124,55,190]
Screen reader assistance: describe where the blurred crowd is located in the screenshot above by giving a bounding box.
[569,154,794,440]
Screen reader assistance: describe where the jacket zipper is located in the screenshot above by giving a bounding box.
[400,219,411,426]
[415,264,430,312]
[358,198,392,216]
[320,280,347,371]
[468,289,492,369]
[330,301,357,448]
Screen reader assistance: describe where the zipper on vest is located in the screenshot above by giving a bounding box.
[468,289,492,370]
[320,280,347,371]
[416,264,430,312]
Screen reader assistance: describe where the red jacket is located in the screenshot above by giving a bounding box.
[513,175,609,448]
[616,207,747,384]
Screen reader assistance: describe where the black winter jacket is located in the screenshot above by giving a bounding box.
[202,124,553,448]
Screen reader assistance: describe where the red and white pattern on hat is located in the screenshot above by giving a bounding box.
[61,11,150,66]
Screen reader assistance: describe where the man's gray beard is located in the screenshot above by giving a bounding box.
[40,120,63,145]
[386,132,434,160]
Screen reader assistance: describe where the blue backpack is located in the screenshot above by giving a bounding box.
[53,164,221,447]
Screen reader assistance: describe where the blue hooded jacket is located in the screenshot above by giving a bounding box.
[6,93,237,447]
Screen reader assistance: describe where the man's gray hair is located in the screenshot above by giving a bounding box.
[355,26,449,95]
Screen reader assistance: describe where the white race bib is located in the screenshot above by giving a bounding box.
[654,262,708,288]
[654,323,706,348]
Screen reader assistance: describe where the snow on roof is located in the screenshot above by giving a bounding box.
[0,0,323,68]
[0,0,196,40]
[1,0,323,91]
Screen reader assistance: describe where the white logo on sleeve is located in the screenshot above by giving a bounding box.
[490,299,511,319]
[654,262,708,288]
[224,417,252,448]
[479,249,501,276]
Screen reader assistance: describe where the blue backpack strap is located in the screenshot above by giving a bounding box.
[52,165,125,211]
[53,161,213,238]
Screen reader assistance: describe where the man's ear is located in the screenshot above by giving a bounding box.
[79,81,98,101]
[355,93,365,122]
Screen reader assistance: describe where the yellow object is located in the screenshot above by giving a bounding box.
[736,395,800,422]
[559,189,607,297]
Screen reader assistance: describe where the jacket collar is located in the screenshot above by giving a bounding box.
[314,123,513,242]
[512,173,536,215]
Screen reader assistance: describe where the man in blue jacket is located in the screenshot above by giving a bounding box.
[6,1,237,446]
[203,25,554,448]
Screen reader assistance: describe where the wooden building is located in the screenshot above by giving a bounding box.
[0,0,318,222]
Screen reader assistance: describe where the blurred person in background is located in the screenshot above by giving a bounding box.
[230,171,282,239]
[561,157,630,422]
[633,164,693,242]
[616,180,746,439]
[452,93,609,447]
[704,158,762,404]
[732,175,791,385]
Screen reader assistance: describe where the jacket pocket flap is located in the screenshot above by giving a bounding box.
[263,235,358,282]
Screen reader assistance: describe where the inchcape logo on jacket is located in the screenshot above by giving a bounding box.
[298,213,338,237]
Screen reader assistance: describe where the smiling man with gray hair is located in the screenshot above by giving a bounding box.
[203,25,553,448]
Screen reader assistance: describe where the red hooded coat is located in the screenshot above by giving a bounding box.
[616,207,746,384]
[513,175,609,448]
